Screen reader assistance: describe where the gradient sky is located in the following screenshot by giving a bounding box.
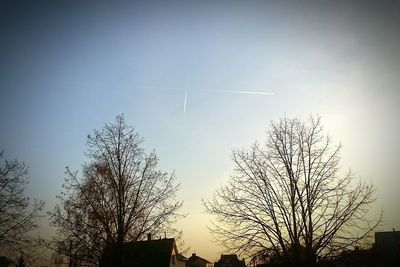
[1,0,400,262]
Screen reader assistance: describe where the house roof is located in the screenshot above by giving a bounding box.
[187,253,212,264]
[101,238,176,267]
[124,238,175,267]
[177,253,188,261]
[214,254,246,267]
[374,230,400,259]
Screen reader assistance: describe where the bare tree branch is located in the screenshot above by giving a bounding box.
[204,115,380,266]
[0,151,44,257]
[47,115,183,266]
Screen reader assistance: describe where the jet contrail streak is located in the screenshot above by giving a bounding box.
[222,90,274,95]
[183,89,187,113]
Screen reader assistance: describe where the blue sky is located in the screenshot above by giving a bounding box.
[1,0,400,261]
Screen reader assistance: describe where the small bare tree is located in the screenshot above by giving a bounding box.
[48,115,183,266]
[0,151,44,256]
[205,116,379,266]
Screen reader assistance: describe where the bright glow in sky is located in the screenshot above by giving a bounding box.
[1,0,400,262]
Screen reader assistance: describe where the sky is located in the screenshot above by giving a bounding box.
[1,0,400,262]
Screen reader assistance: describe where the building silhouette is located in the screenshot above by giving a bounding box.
[214,254,246,267]
[186,253,213,267]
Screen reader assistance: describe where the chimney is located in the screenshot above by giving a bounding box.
[192,253,196,257]
[147,233,151,241]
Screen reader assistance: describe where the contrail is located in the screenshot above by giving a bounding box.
[222,90,274,95]
[183,88,188,113]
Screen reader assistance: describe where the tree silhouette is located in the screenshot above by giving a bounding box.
[0,151,44,256]
[205,116,379,267]
[49,115,183,266]
[17,255,27,267]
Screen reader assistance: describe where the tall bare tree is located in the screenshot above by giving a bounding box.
[204,116,379,266]
[49,115,183,266]
[0,151,44,255]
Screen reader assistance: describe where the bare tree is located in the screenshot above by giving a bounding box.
[204,116,379,266]
[0,151,44,255]
[48,115,183,266]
